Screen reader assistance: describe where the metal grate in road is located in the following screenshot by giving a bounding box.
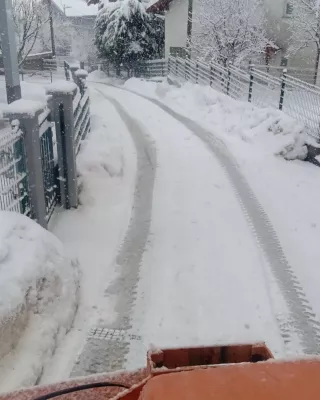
[88,327,141,342]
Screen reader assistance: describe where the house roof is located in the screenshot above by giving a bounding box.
[146,0,171,13]
[53,0,98,16]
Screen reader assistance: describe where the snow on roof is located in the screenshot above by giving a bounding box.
[53,0,98,16]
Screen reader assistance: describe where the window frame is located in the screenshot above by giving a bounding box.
[284,1,293,17]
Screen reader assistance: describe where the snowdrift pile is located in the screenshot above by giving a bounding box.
[124,78,317,162]
[0,211,80,392]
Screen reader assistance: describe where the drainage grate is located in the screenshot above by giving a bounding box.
[88,327,141,342]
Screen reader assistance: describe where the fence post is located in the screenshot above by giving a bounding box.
[248,62,254,103]
[46,82,78,209]
[74,68,88,96]
[196,60,199,84]
[168,57,171,75]
[64,61,69,81]
[4,101,47,228]
[279,68,287,110]
[185,59,187,80]
[70,64,79,83]
[175,57,178,77]
[226,61,232,95]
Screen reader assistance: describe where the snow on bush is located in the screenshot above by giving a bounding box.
[94,0,157,73]
[124,78,312,161]
[0,211,80,392]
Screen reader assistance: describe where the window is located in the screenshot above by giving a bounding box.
[280,57,288,67]
[285,2,293,16]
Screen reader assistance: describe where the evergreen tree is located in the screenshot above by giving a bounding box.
[95,0,157,74]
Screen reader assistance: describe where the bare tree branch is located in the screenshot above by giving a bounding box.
[189,0,269,66]
[12,0,47,64]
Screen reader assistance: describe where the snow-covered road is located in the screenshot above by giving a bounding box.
[42,80,320,385]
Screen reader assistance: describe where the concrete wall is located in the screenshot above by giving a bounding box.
[165,0,189,58]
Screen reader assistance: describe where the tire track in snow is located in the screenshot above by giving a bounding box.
[71,91,156,376]
[102,93,156,330]
[99,84,320,355]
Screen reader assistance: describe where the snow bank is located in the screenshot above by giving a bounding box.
[87,70,108,82]
[0,211,80,393]
[40,88,137,383]
[124,78,313,161]
[87,70,125,86]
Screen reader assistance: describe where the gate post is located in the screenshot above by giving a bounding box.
[248,62,254,103]
[4,101,47,228]
[226,61,232,95]
[46,81,78,209]
[279,68,287,110]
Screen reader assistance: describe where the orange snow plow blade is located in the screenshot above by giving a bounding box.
[2,343,320,400]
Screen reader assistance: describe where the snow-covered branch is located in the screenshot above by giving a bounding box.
[288,0,320,53]
[190,0,269,66]
[95,0,160,74]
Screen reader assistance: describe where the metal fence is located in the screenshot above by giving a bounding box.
[254,65,318,86]
[0,120,30,216]
[139,59,167,79]
[64,61,91,154]
[0,63,91,228]
[39,108,59,220]
[89,59,168,79]
[168,56,320,139]
[73,89,90,155]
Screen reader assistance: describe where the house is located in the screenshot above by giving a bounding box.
[35,0,97,59]
[263,0,316,69]
[147,0,317,71]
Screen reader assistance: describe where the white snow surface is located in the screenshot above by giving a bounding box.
[95,85,285,370]
[16,77,319,386]
[0,211,79,393]
[0,80,47,118]
[2,99,45,118]
[46,80,78,95]
[40,87,137,383]
[74,69,89,77]
[122,78,320,345]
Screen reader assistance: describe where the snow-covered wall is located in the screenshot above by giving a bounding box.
[165,0,189,58]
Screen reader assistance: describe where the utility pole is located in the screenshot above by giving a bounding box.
[62,4,71,15]
[186,0,193,59]
[47,0,56,57]
[0,0,22,103]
